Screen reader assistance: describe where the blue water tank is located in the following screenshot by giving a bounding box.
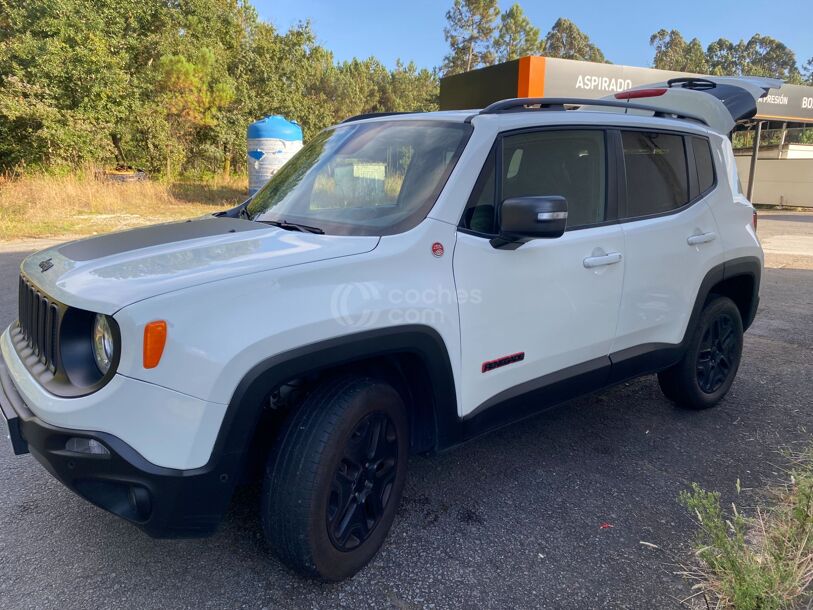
[247,116,304,195]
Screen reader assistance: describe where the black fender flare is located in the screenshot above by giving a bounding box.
[723,256,761,330]
[213,325,458,473]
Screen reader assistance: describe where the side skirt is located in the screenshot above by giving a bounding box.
[441,342,685,452]
[447,357,611,449]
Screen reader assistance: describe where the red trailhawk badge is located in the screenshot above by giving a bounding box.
[432,242,444,257]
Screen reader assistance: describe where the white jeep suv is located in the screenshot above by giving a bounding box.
[1,77,770,581]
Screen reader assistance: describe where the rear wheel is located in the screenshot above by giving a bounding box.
[658,296,743,410]
[262,376,408,581]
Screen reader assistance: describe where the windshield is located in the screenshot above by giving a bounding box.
[247,120,472,236]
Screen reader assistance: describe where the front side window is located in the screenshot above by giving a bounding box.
[622,131,689,218]
[248,121,471,236]
[460,129,607,234]
[461,147,497,234]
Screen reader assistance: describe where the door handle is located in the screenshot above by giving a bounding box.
[687,232,717,246]
[583,252,623,268]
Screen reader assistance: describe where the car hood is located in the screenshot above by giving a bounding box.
[21,217,379,314]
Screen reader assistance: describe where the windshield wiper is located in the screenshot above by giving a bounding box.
[260,219,325,234]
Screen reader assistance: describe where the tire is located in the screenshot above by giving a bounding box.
[262,375,409,581]
[657,296,744,410]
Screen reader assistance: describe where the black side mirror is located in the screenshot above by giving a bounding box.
[491,196,568,249]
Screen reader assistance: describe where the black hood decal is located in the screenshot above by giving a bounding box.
[58,217,267,262]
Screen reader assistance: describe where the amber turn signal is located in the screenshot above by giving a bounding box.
[143,320,167,369]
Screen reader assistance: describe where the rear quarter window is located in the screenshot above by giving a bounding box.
[621,131,688,218]
[692,136,716,194]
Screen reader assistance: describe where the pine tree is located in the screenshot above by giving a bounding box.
[494,3,542,62]
[442,0,500,76]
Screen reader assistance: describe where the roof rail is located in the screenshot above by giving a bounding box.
[477,97,709,126]
[341,111,415,124]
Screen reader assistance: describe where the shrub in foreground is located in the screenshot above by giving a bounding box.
[681,453,813,609]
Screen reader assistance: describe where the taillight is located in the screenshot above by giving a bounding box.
[752,210,758,233]
[615,88,668,100]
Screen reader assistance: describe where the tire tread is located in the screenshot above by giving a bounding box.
[262,375,405,580]
[263,376,361,574]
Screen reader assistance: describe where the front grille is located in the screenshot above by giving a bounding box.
[17,275,61,372]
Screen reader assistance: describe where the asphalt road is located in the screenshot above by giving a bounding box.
[1,213,811,609]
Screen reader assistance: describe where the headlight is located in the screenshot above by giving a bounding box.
[91,314,115,374]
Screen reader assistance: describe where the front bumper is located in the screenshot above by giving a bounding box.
[0,351,238,539]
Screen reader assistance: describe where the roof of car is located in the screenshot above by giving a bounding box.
[344,107,717,138]
[341,110,476,123]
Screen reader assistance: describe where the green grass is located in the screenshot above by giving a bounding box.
[680,449,813,609]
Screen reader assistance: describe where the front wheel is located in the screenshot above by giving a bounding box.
[658,296,744,410]
[262,376,408,581]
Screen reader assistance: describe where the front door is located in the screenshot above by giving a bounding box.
[453,128,625,417]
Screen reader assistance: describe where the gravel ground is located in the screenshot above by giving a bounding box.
[0,212,811,609]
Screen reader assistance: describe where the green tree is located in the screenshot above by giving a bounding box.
[742,35,802,82]
[314,57,438,122]
[242,20,334,141]
[0,0,441,176]
[706,35,802,82]
[805,58,813,84]
[493,3,542,62]
[705,38,739,76]
[154,49,235,176]
[541,18,607,63]
[381,61,439,112]
[649,29,708,73]
[0,0,158,168]
[442,0,500,76]
[326,57,390,119]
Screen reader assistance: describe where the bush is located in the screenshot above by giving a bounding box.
[680,453,813,609]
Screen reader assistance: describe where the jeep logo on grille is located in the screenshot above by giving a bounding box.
[38,258,53,272]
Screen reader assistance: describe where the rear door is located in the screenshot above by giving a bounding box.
[611,129,725,359]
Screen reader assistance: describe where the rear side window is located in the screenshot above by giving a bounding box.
[692,137,715,194]
[621,131,688,218]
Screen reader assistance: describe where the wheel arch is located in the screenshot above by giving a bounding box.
[215,325,458,479]
[685,257,761,349]
[712,256,761,331]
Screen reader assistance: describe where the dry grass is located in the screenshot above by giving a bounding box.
[679,448,813,609]
[0,173,247,241]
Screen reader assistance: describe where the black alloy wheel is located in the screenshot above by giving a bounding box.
[696,312,738,394]
[326,411,399,551]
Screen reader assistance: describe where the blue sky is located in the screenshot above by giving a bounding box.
[254,0,813,72]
